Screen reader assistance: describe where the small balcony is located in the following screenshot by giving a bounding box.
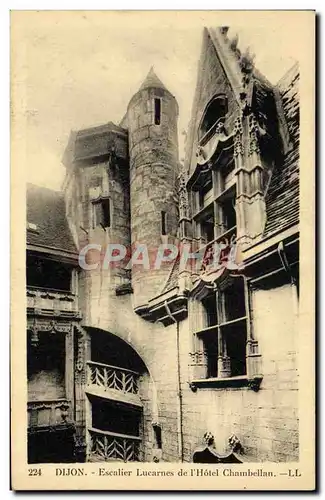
[27,287,78,316]
[86,361,142,407]
[88,428,141,462]
[27,399,73,430]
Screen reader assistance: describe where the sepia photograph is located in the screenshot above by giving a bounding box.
[10,10,315,490]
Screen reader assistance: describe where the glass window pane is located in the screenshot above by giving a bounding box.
[223,278,246,322]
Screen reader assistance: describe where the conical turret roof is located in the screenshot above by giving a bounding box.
[138,67,168,92]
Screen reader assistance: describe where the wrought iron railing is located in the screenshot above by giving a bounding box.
[87,361,139,395]
[27,399,71,428]
[88,428,141,462]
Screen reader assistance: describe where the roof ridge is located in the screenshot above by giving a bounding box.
[27,182,63,195]
[276,61,299,89]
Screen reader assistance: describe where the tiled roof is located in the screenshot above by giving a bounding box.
[63,122,128,166]
[264,64,300,238]
[26,183,77,255]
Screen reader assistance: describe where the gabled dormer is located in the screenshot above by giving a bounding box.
[185,27,286,255]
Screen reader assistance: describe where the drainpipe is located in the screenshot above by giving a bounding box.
[277,241,299,315]
[164,301,184,462]
[176,321,184,462]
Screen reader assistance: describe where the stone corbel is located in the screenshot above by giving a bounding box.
[247,376,263,392]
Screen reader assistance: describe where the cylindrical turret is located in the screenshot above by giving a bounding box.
[127,68,179,309]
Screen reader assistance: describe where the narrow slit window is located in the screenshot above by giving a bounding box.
[153,424,162,449]
[154,98,161,125]
[161,211,167,235]
[101,198,111,228]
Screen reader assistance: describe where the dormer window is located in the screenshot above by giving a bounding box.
[198,95,228,145]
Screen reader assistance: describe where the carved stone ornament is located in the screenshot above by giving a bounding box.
[219,26,229,36]
[239,49,255,92]
[30,326,39,348]
[189,350,207,365]
[75,325,85,374]
[247,376,263,392]
[249,114,261,156]
[195,124,233,166]
[189,381,198,393]
[233,116,244,158]
[192,433,244,463]
[27,317,73,338]
[178,167,189,219]
[228,433,244,453]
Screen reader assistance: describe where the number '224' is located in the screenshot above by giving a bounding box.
[28,468,42,476]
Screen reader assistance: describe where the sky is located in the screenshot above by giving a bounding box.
[13,11,300,191]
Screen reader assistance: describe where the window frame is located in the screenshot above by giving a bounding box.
[197,276,248,380]
[153,97,161,126]
[92,196,111,230]
[26,254,72,292]
[198,94,228,144]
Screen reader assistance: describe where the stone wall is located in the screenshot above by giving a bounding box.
[177,275,299,463]
[28,369,66,401]
[128,86,180,307]
[80,274,181,462]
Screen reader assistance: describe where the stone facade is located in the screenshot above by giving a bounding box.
[26,27,300,464]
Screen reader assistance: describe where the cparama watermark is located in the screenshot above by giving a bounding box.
[78,240,244,272]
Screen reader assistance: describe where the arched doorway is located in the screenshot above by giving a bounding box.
[84,328,156,463]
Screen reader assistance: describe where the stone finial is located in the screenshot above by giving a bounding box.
[220,26,229,35]
[229,33,238,50]
[229,34,241,59]
[239,48,255,89]
[239,48,255,75]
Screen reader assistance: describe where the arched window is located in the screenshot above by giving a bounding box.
[198,95,228,143]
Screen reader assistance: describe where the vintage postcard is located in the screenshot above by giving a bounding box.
[11,10,315,491]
